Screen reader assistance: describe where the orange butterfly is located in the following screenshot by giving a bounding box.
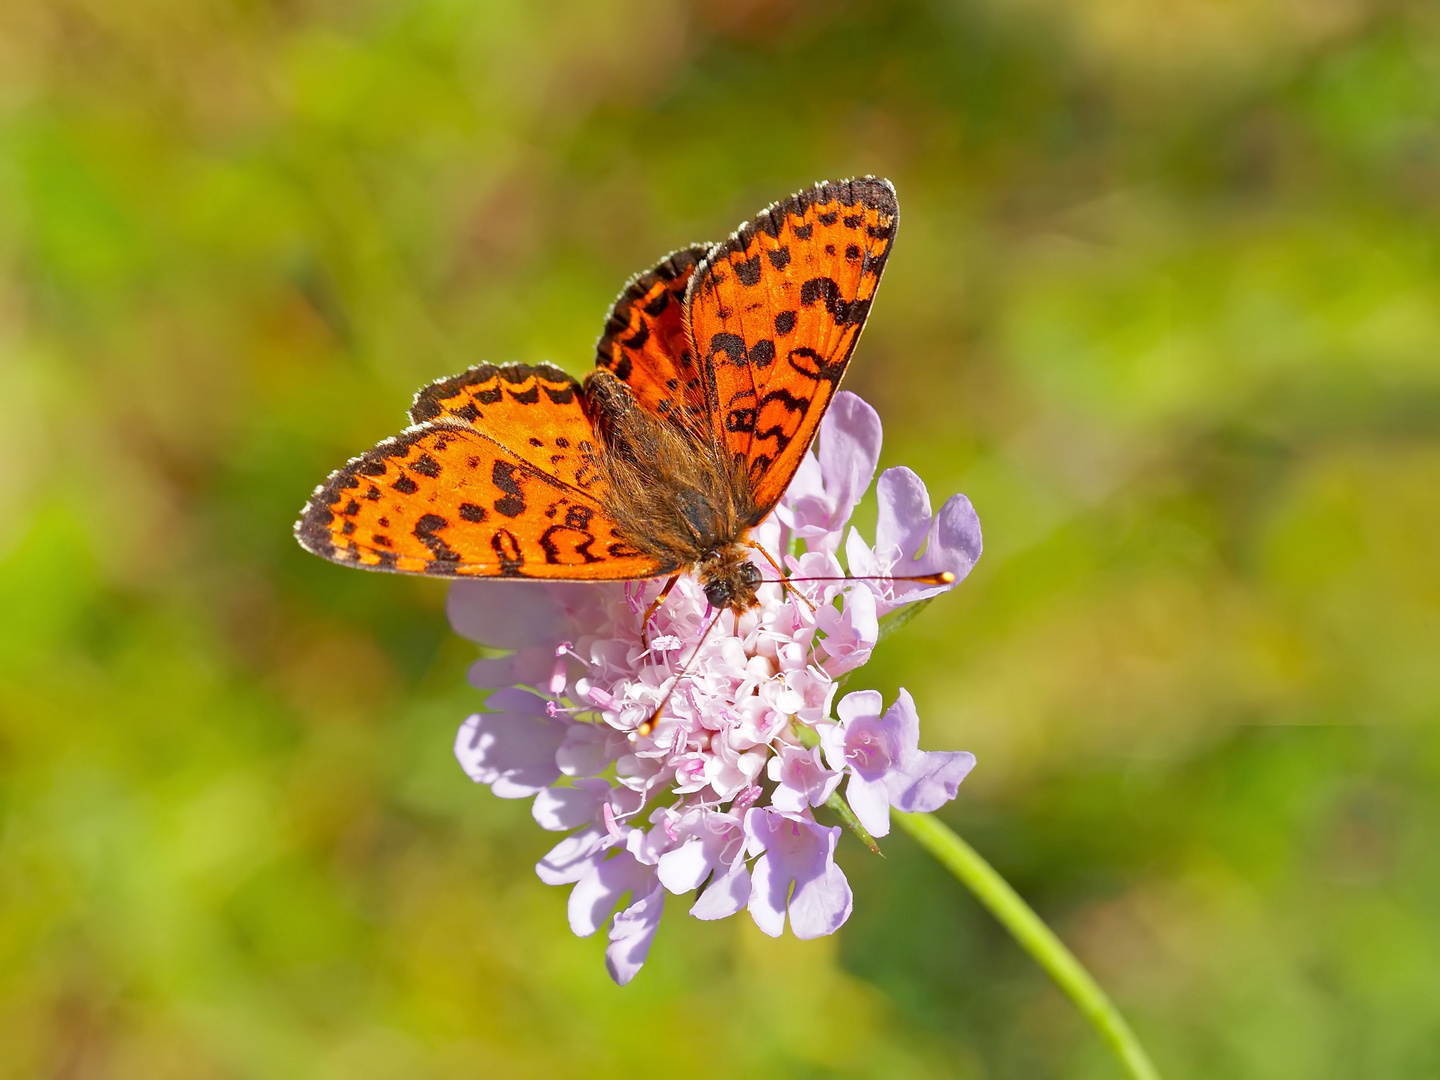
[296,177,899,619]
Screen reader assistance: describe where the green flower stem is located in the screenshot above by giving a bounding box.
[893,810,1162,1080]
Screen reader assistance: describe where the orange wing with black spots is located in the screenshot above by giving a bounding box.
[686,177,897,521]
[409,362,605,493]
[297,364,679,580]
[592,244,712,433]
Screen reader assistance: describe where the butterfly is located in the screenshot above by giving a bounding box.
[295,177,899,623]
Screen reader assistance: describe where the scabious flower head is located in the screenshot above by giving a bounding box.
[449,392,982,984]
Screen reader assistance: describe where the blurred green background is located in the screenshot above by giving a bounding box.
[2,0,1439,1076]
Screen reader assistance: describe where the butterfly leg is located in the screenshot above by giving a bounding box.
[746,542,817,612]
[640,574,681,650]
[639,607,724,737]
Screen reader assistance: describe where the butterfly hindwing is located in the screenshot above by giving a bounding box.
[686,177,897,521]
[593,244,713,432]
[298,364,678,580]
[408,362,609,493]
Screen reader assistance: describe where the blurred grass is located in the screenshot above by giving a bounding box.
[1,0,1438,1076]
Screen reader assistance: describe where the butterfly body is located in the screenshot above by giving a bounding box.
[585,366,764,612]
[296,178,898,610]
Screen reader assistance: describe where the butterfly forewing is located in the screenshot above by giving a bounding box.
[686,177,897,521]
[594,244,713,433]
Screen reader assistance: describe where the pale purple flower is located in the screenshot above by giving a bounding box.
[767,743,842,813]
[448,391,982,983]
[744,808,853,939]
[846,467,984,615]
[655,808,751,919]
[821,688,977,838]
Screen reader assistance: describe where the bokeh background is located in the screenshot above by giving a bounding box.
[2,0,1439,1076]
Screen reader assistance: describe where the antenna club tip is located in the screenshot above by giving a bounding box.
[907,570,956,585]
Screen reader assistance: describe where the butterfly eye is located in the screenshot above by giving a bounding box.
[704,580,731,608]
[739,563,762,589]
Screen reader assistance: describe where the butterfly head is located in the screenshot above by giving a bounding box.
[699,546,764,614]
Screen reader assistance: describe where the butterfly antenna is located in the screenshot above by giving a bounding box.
[637,608,724,738]
[746,541,817,612]
[785,571,956,587]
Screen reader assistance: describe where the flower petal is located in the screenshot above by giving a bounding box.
[775,392,882,554]
[776,447,824,516]
[746,852,787,938]
[815,584,877,676]
[787,862,853,939]
[768,744,842,813]
[568,850,653,937]
[556,723,623,778]
[536,826,607,886]
[454,690,566,798]
[874,467,933,560]
[836,689,883,728]
[816,391,883,521]
[465,656,515,688]
[531,779,610,831]
[448,581,568,647]
[656,839,713,894]
[606,882,665,985]
[845,772,893,837]
[690,860,752,921]
[879,690,976,813]
[889,749,977,813]
[914,493,984,583]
